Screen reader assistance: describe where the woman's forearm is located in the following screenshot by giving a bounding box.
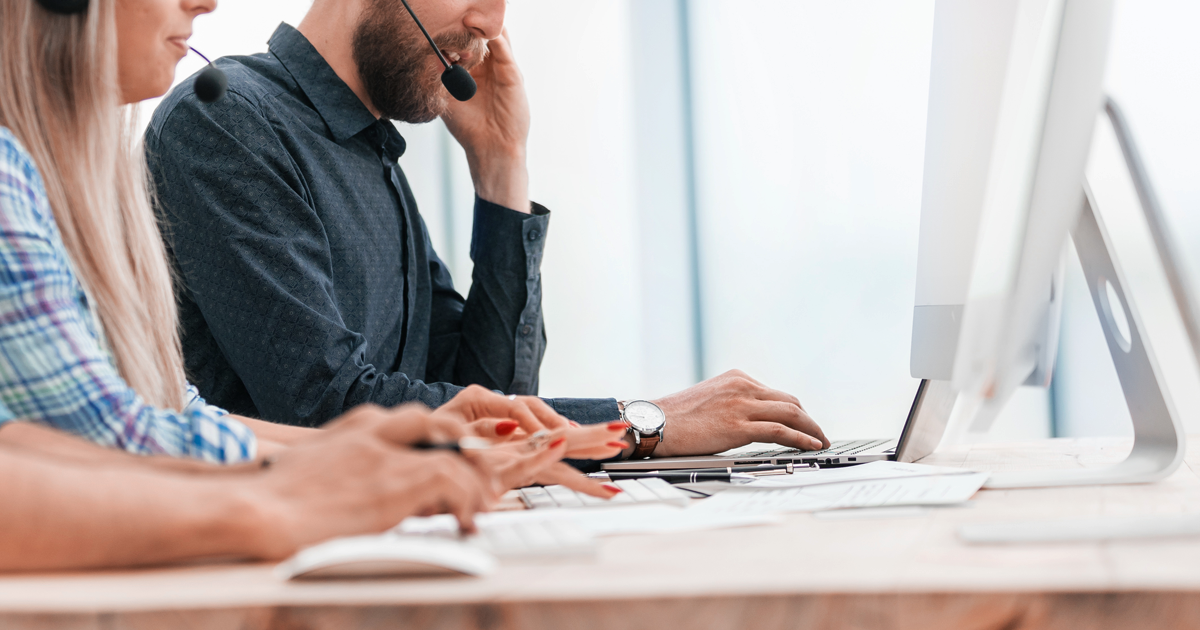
[234,415,319,446]
[0,422,256,473]
[0,447,270,571]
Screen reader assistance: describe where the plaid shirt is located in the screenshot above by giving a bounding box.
[0,128,256,463]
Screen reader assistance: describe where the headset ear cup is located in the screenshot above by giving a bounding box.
[35,0,89,15]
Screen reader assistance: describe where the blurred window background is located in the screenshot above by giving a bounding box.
[143,0,1200,440]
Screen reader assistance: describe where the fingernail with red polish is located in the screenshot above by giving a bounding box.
[495,420,519,436]
[549,437,566,449]
[607,421,628,431]
[607,441,628,449]
[602,484,623,494]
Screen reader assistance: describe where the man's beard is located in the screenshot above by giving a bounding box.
[351,0,486,123]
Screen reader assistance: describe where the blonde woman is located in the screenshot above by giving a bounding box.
[0,0,626,481]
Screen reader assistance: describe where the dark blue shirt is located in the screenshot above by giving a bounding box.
[145,24,616,429]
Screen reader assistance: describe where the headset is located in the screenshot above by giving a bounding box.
[33,0,477,104]
[33,0,228,103]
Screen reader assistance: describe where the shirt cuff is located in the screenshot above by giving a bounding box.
[469,196,550,269]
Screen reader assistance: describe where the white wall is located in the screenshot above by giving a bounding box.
[685,0,936,438]
[141,0,1200,442]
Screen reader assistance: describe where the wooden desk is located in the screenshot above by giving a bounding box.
[4,437,1200,630]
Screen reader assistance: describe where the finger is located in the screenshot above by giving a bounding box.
[745,382,806,411]
[518,396,571,431]
[496,435,568,490]
[564,443,627,460]
[563,422,628,458]
[741,420,824,452]
[373,405,466,446]
[467,417,522,440]
[429,455,490,532]
[488,28,516,65]
[745,400,827,444]
[468,393,550,436]
[534,463,621,499]
[564,421,623,446]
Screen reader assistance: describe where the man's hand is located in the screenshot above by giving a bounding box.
[649,370,829,458]
[441,29,531,213]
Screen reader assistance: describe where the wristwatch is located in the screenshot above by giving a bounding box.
[619,400,666,459]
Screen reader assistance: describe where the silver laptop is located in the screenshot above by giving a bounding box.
[602,379,955,471]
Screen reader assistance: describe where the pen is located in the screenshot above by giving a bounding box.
[413,437,492,453]
[640,463,817,475]
[414,441,461,453]
[589,471,758,485]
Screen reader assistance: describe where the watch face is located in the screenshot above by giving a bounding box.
[624,400,665,433]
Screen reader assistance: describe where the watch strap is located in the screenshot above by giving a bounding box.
[630,433,660,460]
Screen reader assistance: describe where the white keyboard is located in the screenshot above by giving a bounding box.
[517,478,691,509]
[277,517,599,579]
[466,518,596,559]
[393,514,598,561]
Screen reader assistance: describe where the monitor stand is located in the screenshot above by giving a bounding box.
[985,98,1194,489]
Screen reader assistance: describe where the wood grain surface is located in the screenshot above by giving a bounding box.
[3,436,1200,630]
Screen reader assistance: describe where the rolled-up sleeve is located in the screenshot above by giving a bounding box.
[427,197,549,394]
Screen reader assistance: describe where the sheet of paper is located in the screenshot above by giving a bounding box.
[688,472,989,515]
[396,504,781,538]
[741,460,981,489]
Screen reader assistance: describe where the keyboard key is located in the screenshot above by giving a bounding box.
[638,478,691,506]
[613,479,660,502]
[545,485,585,508]
[469,520,597,559]
[518,487,557,509]
[519,479,692,509]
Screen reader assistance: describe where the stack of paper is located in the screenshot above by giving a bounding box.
[687,461,988,516]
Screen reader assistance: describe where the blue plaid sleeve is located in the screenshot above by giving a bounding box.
[0,128,256,463]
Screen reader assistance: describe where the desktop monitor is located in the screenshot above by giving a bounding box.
[911,0,1113,428]
[911,0,1190,488]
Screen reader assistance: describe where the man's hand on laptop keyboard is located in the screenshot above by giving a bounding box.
[647,370,829,458]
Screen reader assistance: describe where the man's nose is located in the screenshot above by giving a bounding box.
[463,0,505,41]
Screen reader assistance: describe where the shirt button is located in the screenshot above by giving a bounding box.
[527,229,541,242]
[521,324,533,335]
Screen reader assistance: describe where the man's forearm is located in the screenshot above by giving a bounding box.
[0,448,268,571]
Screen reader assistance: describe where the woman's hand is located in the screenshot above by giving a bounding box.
[433,386,628,461]
[464,436,622,500]
[250,403,493,558]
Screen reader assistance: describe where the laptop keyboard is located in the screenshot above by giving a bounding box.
[740,439,892,459]
[517,478,691,509]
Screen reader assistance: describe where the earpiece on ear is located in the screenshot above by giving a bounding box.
[34,0,89,15]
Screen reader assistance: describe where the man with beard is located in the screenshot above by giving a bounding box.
[145,0,830,464]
